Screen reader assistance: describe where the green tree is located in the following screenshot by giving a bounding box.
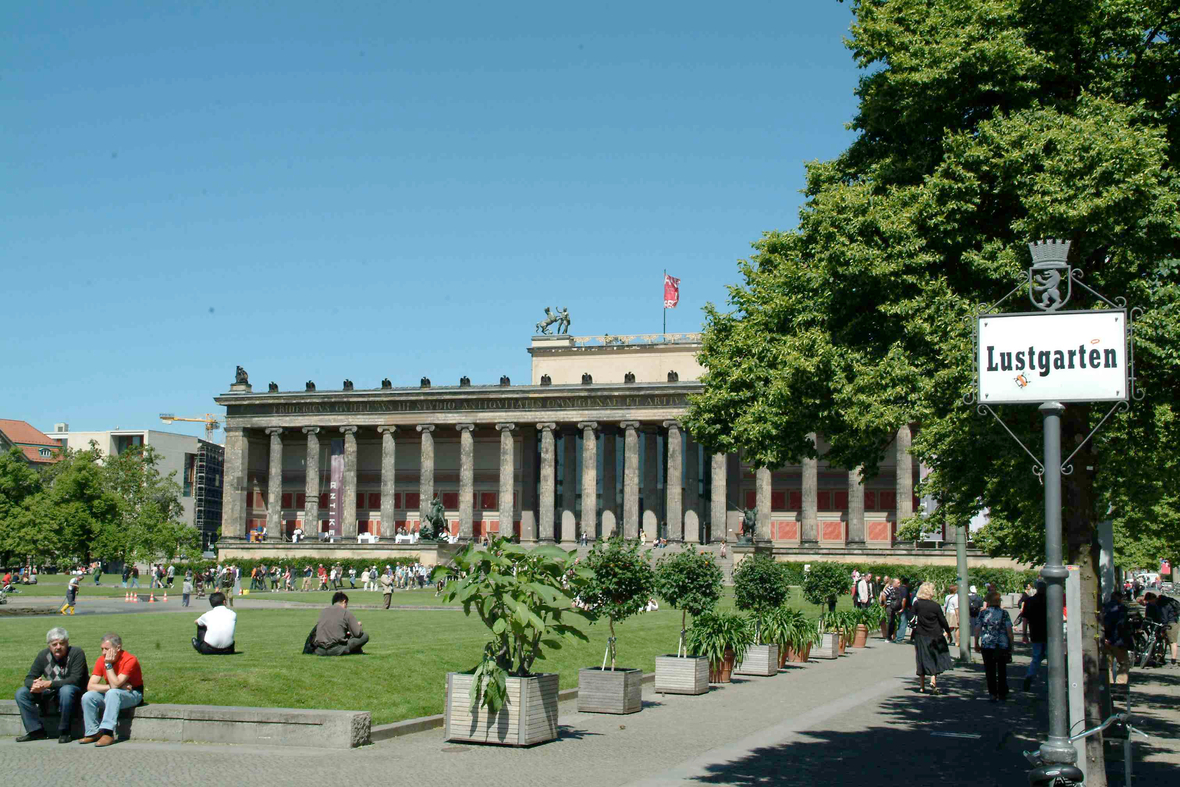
[684,3,1179,780]
[581,536,656,669]
[97,445,198,564]
[801,562,849,614]
[654,548,724,655]
[0,447,44,563]
[732,554,791,643]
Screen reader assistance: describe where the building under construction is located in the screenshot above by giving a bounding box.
[194,440,224,550]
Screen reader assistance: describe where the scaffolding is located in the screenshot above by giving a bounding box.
[194,440,224,551]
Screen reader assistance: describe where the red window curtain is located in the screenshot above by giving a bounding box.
[817,491,831,510]
[297,493,306,509]
[744,490,757,509]
[771,490,786,510]
[368,493,381,509]
[319,493,329,508]
[281,493,292,509]
[406,493,420,509]
[834,491,848,510]
[442,492,459,509]
[481,492,497,510]
[789,491,802,510]
[881,491,896,510]
[864,490,876,509]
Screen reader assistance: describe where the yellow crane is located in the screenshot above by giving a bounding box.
[159,413,221,442]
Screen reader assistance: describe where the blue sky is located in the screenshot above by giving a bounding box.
[2,1,861,441]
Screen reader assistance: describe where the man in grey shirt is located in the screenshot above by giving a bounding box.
[15,627,88,743]
[313,592,369,656]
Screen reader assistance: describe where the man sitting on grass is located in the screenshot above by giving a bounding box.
[14,627,88,743]
[192,592,237,655]
[79,633,143,747]
[313,592,369,656]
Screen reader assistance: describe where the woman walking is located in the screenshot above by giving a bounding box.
[978,590,1014,701]
[910,582,954,694]
[943,584,960,647]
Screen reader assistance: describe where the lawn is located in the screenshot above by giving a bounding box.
[2,583,856,725]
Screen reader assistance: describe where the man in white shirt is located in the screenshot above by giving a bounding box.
[191,592,237,655]
[856,574,871,608]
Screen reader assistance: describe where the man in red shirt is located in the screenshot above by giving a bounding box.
[78,633,143,747]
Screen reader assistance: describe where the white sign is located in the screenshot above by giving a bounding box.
[977,310,1127,404]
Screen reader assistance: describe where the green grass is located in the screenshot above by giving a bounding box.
[2,583,856,725]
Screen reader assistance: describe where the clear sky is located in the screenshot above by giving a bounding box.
[2,1,862,442]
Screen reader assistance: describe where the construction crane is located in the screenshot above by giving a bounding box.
[159,413,221,443]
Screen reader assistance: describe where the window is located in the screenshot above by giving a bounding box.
[183,453,196,497]
[39,447,51,458]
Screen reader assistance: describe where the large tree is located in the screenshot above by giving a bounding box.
[686,2,1179,780]
[95,445,200,564]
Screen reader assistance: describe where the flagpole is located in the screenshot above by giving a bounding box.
[662,269,666,339]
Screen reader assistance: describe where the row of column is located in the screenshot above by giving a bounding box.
[226,422,915,544]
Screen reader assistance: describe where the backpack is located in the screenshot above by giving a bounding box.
[1162,596,1180,624]
[968,594,984,618]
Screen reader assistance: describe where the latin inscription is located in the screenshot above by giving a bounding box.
[228,394,689,417]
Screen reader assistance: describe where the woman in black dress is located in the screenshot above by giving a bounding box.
[911,581,955,694]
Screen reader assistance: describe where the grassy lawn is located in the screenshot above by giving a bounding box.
[2,582,857,725]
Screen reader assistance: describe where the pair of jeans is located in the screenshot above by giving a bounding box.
[15,684,81,734]
[894,611,911,642]
[982,648,1009,698]
[81,688,142,736]
[1025,642,1047,681]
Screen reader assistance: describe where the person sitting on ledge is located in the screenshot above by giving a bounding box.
[14,627,89,743]
[79,632,144,747]
[313,592,369,656]
[192,592,237,655]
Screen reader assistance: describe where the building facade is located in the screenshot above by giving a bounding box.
[48,426,224,549]
[0,419,62,467]
[214,333,995,566]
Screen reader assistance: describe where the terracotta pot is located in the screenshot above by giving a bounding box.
[803,642,812,661]
[779,647,789,668]
[879,620,889,639]
[837,633,847,655]
[853,624,869,648]
[709,648,736,683]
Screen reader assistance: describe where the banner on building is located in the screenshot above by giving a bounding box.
[329,438,344,537]
[664,273,680,309]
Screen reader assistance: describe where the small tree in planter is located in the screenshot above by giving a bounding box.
[732,554,790,676]
[684,611,755,683]
[576,536,656,713]
[433,536,590,745]
[802,561,849,614]
[653,549,723,695]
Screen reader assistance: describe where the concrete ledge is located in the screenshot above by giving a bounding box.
[0,700,370,749]
[371,671,655,742]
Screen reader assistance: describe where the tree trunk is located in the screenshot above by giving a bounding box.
[1063,405,1106,786]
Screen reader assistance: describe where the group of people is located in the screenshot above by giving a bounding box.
[13,588,374,745]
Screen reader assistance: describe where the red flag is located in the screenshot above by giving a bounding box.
[663,274,680,308]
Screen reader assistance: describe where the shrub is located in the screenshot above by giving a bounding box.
[732,554,791,643]
[580,537,656,669]
[801,562,849,611]
[654,549,724,655]
[684,611,756,665]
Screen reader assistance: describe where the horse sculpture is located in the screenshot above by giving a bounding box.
[535,307,571,335]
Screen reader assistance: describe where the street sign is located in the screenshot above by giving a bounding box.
[977,310,1128,405]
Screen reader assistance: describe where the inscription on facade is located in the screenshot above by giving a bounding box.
[227,394,689,417]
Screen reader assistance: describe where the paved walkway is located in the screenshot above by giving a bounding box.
[3,624,1176,785]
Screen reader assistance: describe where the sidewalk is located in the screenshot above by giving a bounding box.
[2,633,1175,785]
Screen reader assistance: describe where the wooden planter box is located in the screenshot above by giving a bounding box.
[655,656,710,695]
[812,632,839,660]
[734,643,780,677]
[445,672,559,746]
[577,667,643,714]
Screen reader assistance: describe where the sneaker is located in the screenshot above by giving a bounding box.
[1023,677,1032,692]
[58,734,71,744]
[16,730,47,742]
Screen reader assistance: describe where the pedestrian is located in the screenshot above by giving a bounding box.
[1016,582,1034,644]
[60,575,80,616]
[719,542,727,559]
[380,570,393,609]
[855,573,871,609]
[1102,590,1131,685]
[1022,580,1048,691]
[360,567,370,592]
[166,564,175,589]
[121,565,130,588]
[129,565,140,589]
[302,565,312,591]
[943,584,960,647]
[910,581,954,694]
[978,590,1013,701]
[182,576,192,607]
[884,578,901,639]
[968,585,984,652]
[348,566,357,589]
[93,562,102,586]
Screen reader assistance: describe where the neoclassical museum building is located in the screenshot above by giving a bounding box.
[215,333,1004,567]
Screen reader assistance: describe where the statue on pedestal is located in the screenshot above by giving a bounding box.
[738,507,757,544]
[422,495,447,541]
[268,382,278,393]
[235,366,249,385]
[535,307,559,335]
[556,307,571,334]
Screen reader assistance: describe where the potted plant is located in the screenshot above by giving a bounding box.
[653,548,723,695]
[577,536,656,714]
[852,606,880,648]
[769,606,817,664]
[732,554,790,676]
[685,611,755,683]
[434,536,590,745]
[801,561,849,614]
[821,610,856,655]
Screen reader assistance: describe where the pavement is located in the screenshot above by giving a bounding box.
[2,617,1177,785]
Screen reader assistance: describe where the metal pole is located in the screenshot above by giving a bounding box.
[1038,401,1075,767]
[956,523,971,663]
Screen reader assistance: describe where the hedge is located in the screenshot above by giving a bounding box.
[776,561,1039,596]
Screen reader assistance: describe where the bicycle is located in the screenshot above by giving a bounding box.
[1130,619,1167,668]
[1025,712,1148,786]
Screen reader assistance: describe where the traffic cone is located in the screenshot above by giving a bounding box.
[149,592,156,603]
[124,592,129,602]
[163,592,168,603]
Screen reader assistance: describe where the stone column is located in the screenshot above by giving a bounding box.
[664,421,683,542]
[642,426,660,533]
[457,424,475,541]
[621,421,640,539]
[896,424,914,523]
[341,426,358,539]
[601,426,617,536]
[710,453,726,544]
[223,427,249,540]
[265,428,284,536]
[303,427,321,530]
[378,426,397,537]
[685,432,700,543]
[537,423,557,542]
[802,433,819,542]
[848,465,865,543]
[756,467,772,540]
[417,424,435,523]
[561,427,578,545]
[579,422,598,542]
[497,424,515,538]
[520,427,538,542]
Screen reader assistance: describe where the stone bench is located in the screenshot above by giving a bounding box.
[0,700,370,749]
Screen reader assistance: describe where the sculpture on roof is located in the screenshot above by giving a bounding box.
[535,307,559,335]
[556,307,571,334]
[235,366,249,385]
